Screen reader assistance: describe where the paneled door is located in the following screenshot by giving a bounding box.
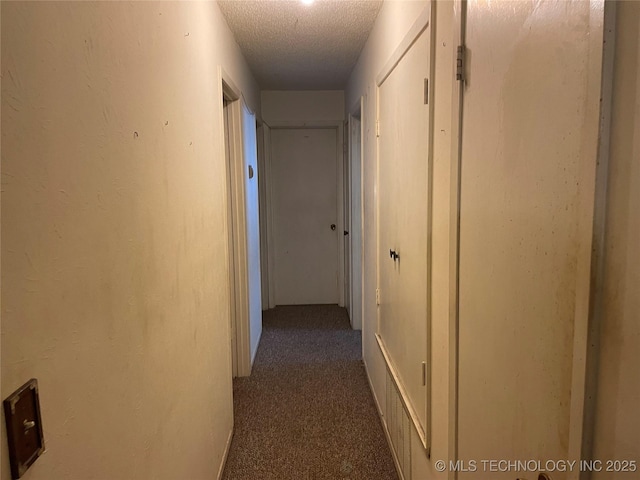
[378,24,431,437]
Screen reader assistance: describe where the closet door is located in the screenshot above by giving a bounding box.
[457,2,605,478]
[378,24,431,436]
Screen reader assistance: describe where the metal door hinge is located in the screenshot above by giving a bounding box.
[376,288,380,305]
[376,120,380,137]
[424,78,429,104]
[422,361,427,386]
[343,143,348,153]
[456,45,466,82]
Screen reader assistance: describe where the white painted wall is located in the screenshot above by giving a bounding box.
[261,90,344,124]
[1,2,258,479]
[242,104,263,364]
[345,2,454,478]
[592,2,640,475]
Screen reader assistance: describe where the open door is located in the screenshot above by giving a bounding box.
[221,71,262,378]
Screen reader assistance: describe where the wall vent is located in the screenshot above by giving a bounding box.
[385,367,412,480]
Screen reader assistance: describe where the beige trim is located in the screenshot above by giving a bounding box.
[220,66,253,377]
[449,2,466,478]
[567,0,608,474]
[216,427,234,480]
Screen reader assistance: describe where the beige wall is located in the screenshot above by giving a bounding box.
[1,2,258,479]
[592,2,640,476]
[456,1,605,476]
[261,90,344,124]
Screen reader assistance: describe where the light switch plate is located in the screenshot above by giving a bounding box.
[3,379,45,479]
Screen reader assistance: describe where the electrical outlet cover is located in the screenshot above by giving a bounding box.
[3,379,45,479]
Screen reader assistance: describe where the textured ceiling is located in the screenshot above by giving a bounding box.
[218,0,383,90]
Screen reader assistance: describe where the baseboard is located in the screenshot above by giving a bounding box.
[363,358,407,480]
[216,427,234,480]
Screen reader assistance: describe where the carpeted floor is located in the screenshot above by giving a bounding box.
[222,305,399,480]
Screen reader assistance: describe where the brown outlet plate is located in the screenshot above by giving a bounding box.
[3,379,45,479]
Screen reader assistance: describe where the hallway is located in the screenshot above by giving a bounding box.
[2,2,639,479]
[222,305,397,480]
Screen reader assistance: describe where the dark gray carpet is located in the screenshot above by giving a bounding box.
[222,305,399,480]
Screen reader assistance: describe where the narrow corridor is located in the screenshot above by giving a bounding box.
[222,305,397,480]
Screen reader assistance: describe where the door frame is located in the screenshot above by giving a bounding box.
[343,119,351,316]
[348,97,365,331]
[218,66,253,378]
[266,120,346,307]
[257,120,274,310]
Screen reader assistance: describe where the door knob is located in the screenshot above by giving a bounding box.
[331,224,336,231]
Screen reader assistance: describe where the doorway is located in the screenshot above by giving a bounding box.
[221,72,262,377]
[270,127,340,305]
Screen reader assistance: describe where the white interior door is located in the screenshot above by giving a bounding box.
[457,1,604,477]
[241,103,262,365]
[378,25,431,432]
[271,128,339,305]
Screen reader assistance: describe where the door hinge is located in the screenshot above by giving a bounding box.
[456,45,466,82]
[343,143,348,153]
[424,78,429,104]
[376,288,380,306]
[376,120,380,138]
[422,361,427,386]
